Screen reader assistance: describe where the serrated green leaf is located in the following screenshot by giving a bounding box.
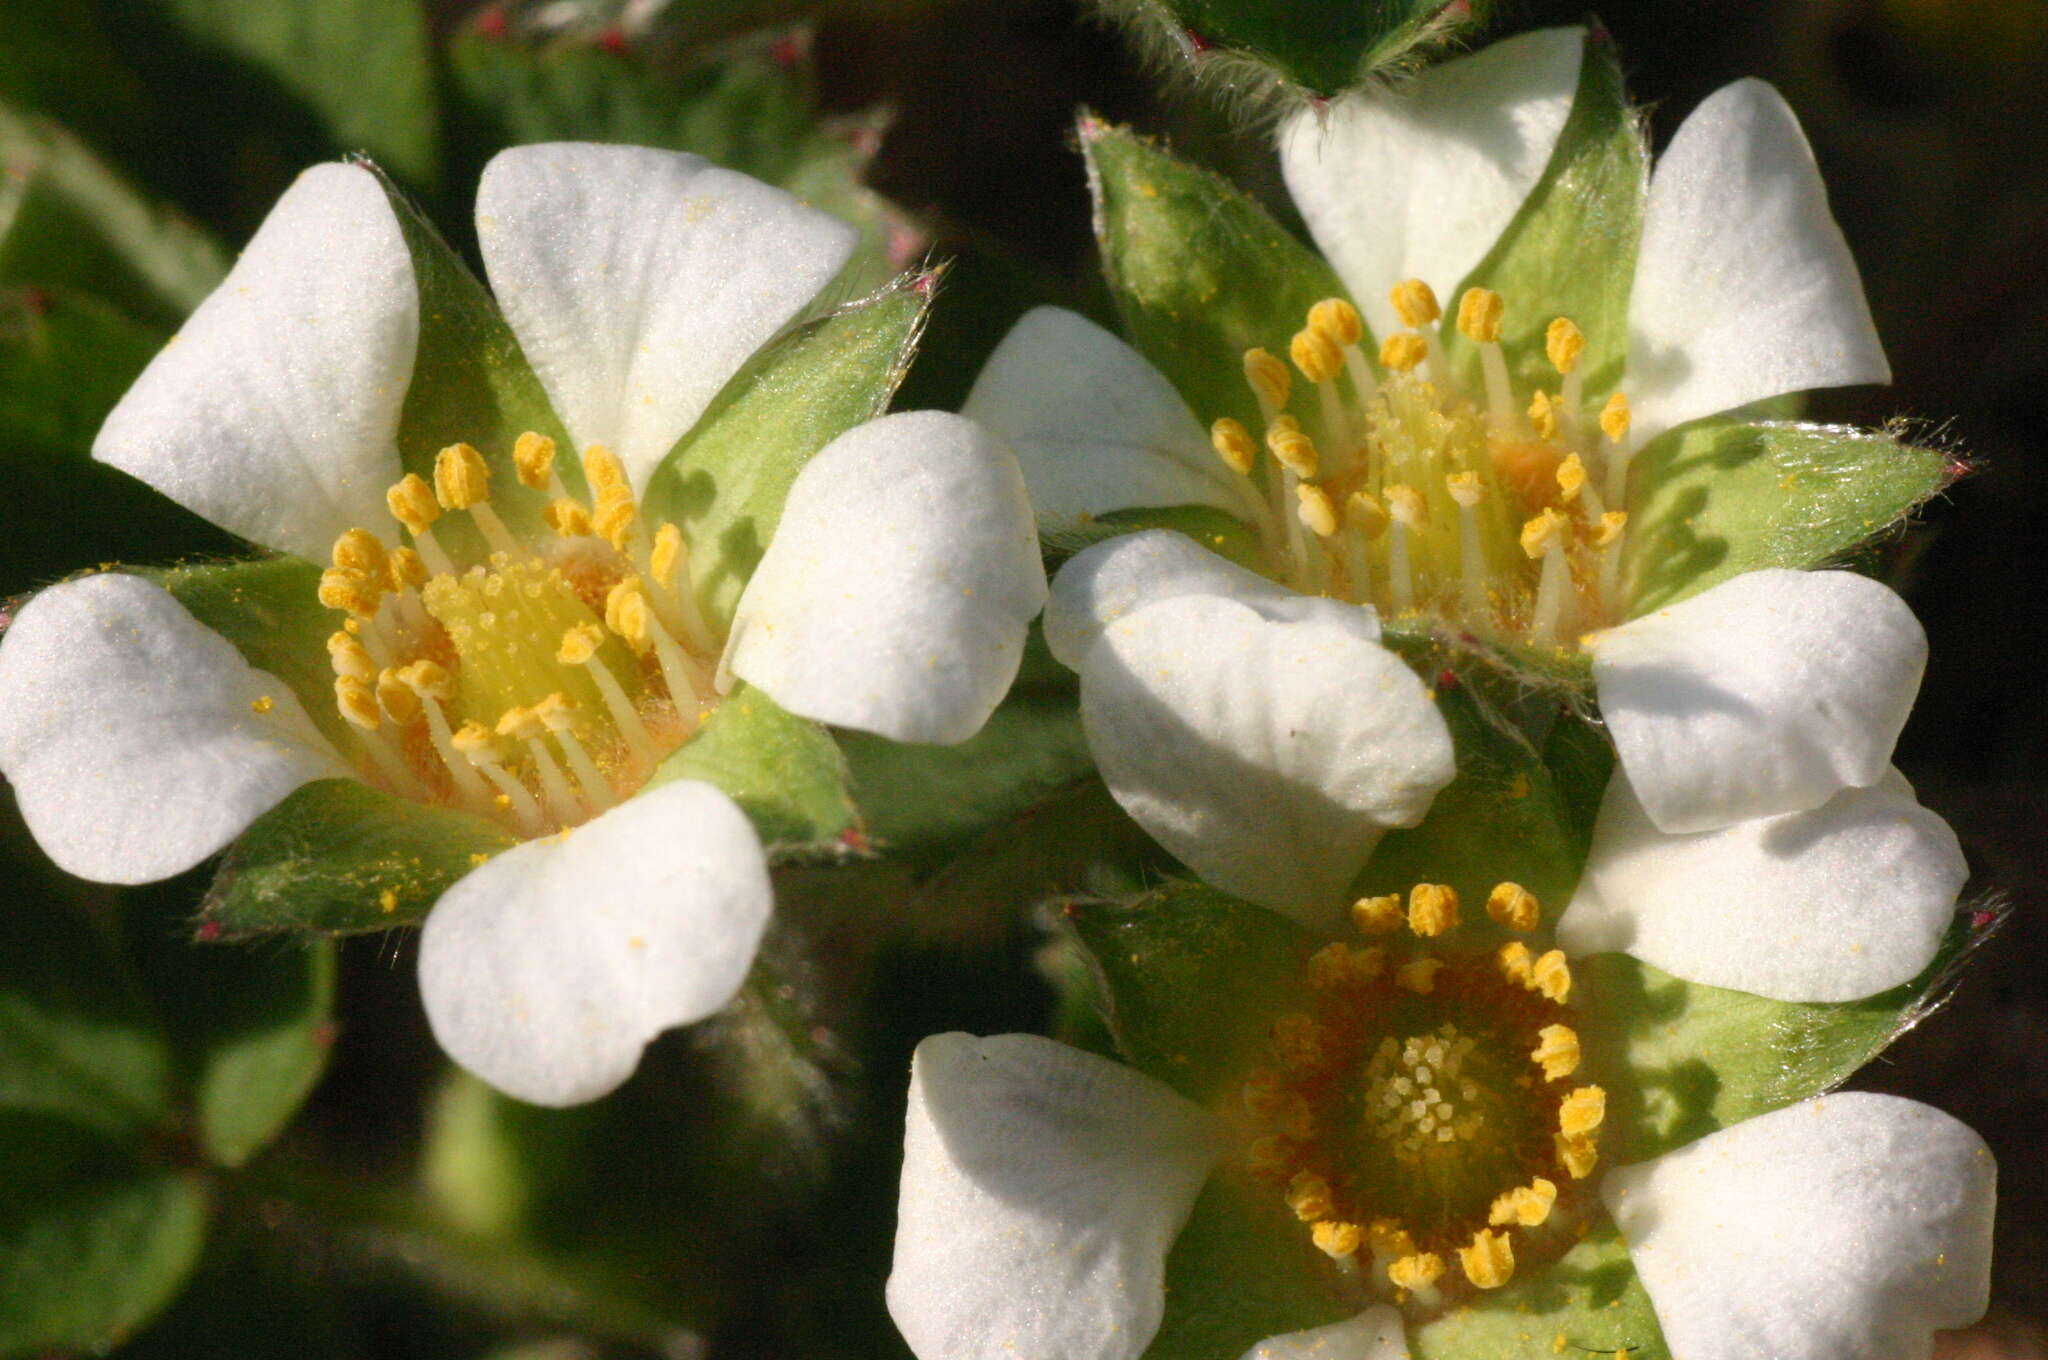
[1409,1218,1668,1360]
[1097,0,1481,99]
[1622,419,1950,614]
[649,685,857,853]
[0,102,228,326]
[0,292,235,596]
[1069,882,1313,1106]
[1144,1172,1349,1360]
[201,778,514,938]
[144,0,438,185]
[1440,31,1645,401]
[1084,119,1346,437]
[0,1114,209,1358]
[151,557,358,754]
[1584,916,1978,1165]
[642,271,931,631]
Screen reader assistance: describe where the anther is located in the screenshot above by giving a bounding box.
[1531,1024,1580,1081]
[1211,418,1257,476]
[1548,318,1586,433]
[1309,298,1364,347]
[318,566,383,619]
[1311,1220,1363,1262]
[335,675,382,730]
[605,578,652,652]
[1353,892,1405,935]
[581,444,629,500]
[1390,279,1442,329]
[1600,391,1635,507]
[1243,348,1292,421]
[435,442,521,556]
[1484,881,1538,931]
[649,522,686,587]
[1396,957,1443,995]
[332,528,388,576]
[386,546,427,591]
[375,668,421,725]
[1458,1229,1515,1289]
[1272,1013,1325,1073]
[1388,1251,1446,1295]
[1307,942,1383,990]
[327,631,376,682]
[513,431,558,491]
[1558,1086,1605,1137]
[1291,328,1344,385]
[386,474,455,576]
[1489,1177,1559,1228]
[1520,509,1573,647]
[1408,883,1460,937]
[1267,421,1320,480]
[1499,941,1535,986]
[1555,451,1588,504]
[544,497,593,537]
[1297,483,1339,538]
[1557,1132,1599,1180]
[1457,288,1504,345]
[1529,389,1560,441]
[1531,950,1572,1003]
[1286,1171,1335,1222]
[1379,332,1428,373]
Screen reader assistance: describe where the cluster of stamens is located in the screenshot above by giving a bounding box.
[1209,281,1640,647]
[1239,881,1604,1312]
[316,432,719,838]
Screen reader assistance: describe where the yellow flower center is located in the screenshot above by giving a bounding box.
[1209,283,1641,649]
[316,433,722,836]
[1238,881,1603,1315]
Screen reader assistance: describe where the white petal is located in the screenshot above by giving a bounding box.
[1604,1093,1994,1360]
[1558,767,1965,1002]
[962,307,1262,531]
[1078,593,1452,925]
[1591,568,1926,832]
[1626,80,1889,449]
[477,142,857,492]
[0,573,352,884]
[1278,28,1584,340]
[93,163,415,560]
[417,780,771,1107]
[888,1032,1218,1360]
[1242,1308,1410,1360]
[728,411,1047,745]
[1043,528,1379,670]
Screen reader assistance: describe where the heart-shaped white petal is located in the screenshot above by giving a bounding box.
[1278,27,1585,341]
[417,779,771,1107]
[1604,1093,1994,1360]
[1626,80,1889,450]
[94,163,415,560]
[1558,766,1965,1002]
[1241,1307,1410,1360]
[0,573,352,884]
[963,307,1262,531]
[727,411,1046,745]
[1077,592,1452,925]
[888,1032,1218,1360]
[477,142,857,492]
[1591,568,1926,833]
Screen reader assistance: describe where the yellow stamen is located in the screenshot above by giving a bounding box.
[1395,957,1443,995]
[1458,1229,1515,1289]
[1306,942,1383,990]
[581,444,629,500]
[1558,1086,1606,1137]
[1243,348,1292,416]
[1599,391,1632,445]
[1379,332,1428,372]
[1532,950,1572,1003]
[1445,471,1484,508]
[1407,883,1460,937]
[1531,1024,1580,1081]
[1520,508,1567,559]
[376,668,421,725]
[1594,510,1628,548]
[335,675,382,730]
[649,522,685,587]
[1346,491,1390,539]
[386,546,427,591]
[1456,288,1504,345]
[1297,483,1339,538]
[1286,1171,1335,1222]
[513,431,558,490]
[604,578,652,652]
[450,720,501,761]
[1386,484,1426,529]
[1488,1177,1558,1228]
[1211,417,1257,476]
[1309,297,1364,347]
[332,528,388,576]
[1353,893,1405,935]
[1499,940,1535,986]
[1291,327,1344,385]
[327,631,376,682]
[1368,1218,1417,1261]
[1272,1013,1325,1073]
[1546,318,1585,375]
[397,658,455,702]
[1529,390,1560,441]
[535,691,612,811]
[1388,1251,1445,1293]
[544,497,592,537]
[592,487,637,550]
[386,474,441,535]
[1556,452,1587,504]
[1311,1220,1362,1261]
[1557,1132,1599,1180]
[1267,422,1319,480]
[433,442,492,511]
[317,566,382,618]
[1486,882,1541,932]
[1390,278,1442,329]
[557,623,603,667]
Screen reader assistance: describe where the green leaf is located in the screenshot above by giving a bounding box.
[201,778,515,938]
[1083,118,1347,437]
[643,269,932,631]
[1093,0,1485,100]
[151,557,358,755]
[1068,882,1313,1106]
[1409,1218,1668,1360]
[0,292,235,596]
[1440,31,1646,401]
[649,685,858,853]
[1584,916,1981,1165]
[1144,1173,1349,1360]
[1042,504,1265,572]
[0,102,228,326]
[143,0,438,185]
[1622,419,1951,614]
[0,1114,209,1358]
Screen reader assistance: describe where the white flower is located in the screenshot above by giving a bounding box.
[888,1031,1995,1360]
[970,29,1963,998]
[0,143,1045,1106]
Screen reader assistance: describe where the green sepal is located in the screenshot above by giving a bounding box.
[643,267,932,631]
[1586,913,1986,1165]
[0,101,228,326]
[1622,419,1952,614]
[1083,118,1347,438]
[199,778,515,938]
[149,556,360,755]
[1439,29,1646,402]
[1068,881,1314,1107]
[1409,1217,1669,1360]
[1092,0,1487,101]
[649,684,859,856]
[373,168,576,539]
[1041,504,1265,573]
